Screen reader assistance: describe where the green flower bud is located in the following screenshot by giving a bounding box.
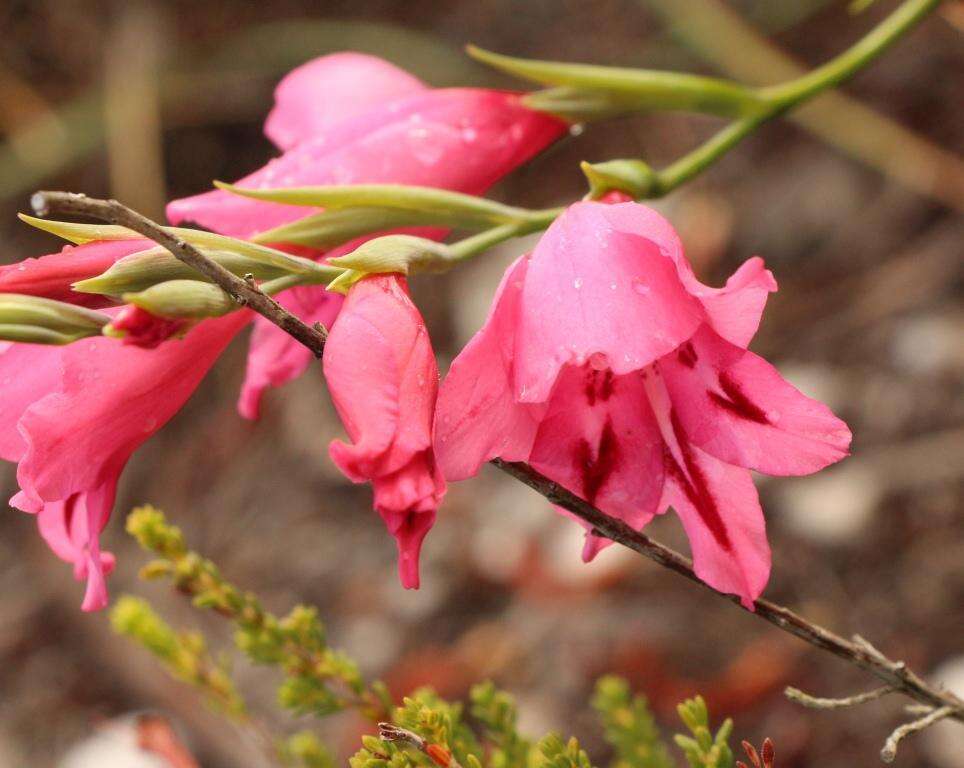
[0,293,109,344]
[120,280,236,319]
[74,248,295,297]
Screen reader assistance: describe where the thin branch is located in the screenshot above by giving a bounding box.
[30,191,327,357]
[785,685,894,710]
[492,459,964,725]
[378,723,464,768]
[880,706,954,763]
[29,193,963,737]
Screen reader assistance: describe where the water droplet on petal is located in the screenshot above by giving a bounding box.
[573,278,583,289]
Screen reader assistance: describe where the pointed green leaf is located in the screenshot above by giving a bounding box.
[467,45,762,118]
[215,181,533,225]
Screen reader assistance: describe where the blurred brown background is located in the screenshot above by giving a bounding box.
[1,1,962,766]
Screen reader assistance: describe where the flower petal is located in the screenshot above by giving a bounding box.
[661,324,851,476]
[692,257,777,348]
[0,342,62,462]
[434,256,544,480]
[167,89,566,238]
[529,364,664,559]
[238,286,343,420]
[596,203,776,347]
[324,275,426,479]
[265,52,426,150]
[515,202,704,402]
[35,488,118,611]
[16,313,247,511]
[643,364,770,608]
[661,442,770,609]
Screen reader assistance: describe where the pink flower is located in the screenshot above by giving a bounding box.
[434,201,851,607]
[322,274,445,589]
[0,313,247,609]
[167,52,566,418]
[2,52,560,608]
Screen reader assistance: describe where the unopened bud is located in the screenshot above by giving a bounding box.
[74,248,294,297]
[120,279,236,319]
[0,292,109,344]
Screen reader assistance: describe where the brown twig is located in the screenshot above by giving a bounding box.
[880,705,954,763]
[492,459,964,725]
[29,191,327,357]
[29,192,963,742]
[785,685,895,710]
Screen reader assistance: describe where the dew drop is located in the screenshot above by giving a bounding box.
[573,278,583,289]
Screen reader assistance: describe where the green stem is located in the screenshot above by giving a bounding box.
[446,210,564,262]
[586,0,939,200]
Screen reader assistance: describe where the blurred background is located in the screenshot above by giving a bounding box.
[1,1,962,766]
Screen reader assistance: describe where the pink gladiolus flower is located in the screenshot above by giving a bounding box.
[322,274,445,589]
[167,52,565,418]
[434,201,851,608]
[0,313,247,610]
[2,52,560,608]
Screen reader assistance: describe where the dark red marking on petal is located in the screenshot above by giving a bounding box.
[599,370,614,401]
[64,494,78,533]
[709,371,769,424]
[664,410,732,551]
[575,418,619,504]
[584,368,615,406]
[677,341,698,368]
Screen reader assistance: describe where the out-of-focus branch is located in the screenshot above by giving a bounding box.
[29,191,328,357]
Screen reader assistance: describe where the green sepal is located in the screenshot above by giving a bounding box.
[73,247,295,297]
[19,213,323,276]
[580,159,660,200]
[216,181,531,226]
[325,235,453,294]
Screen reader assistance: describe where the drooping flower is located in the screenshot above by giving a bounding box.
[2,51,562,608]
[434,201,851,607]
[322,274,444,589]
[0,313,247,609]
[167,52,566,418]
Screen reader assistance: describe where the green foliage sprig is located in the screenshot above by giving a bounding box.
[115,506,756,768]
